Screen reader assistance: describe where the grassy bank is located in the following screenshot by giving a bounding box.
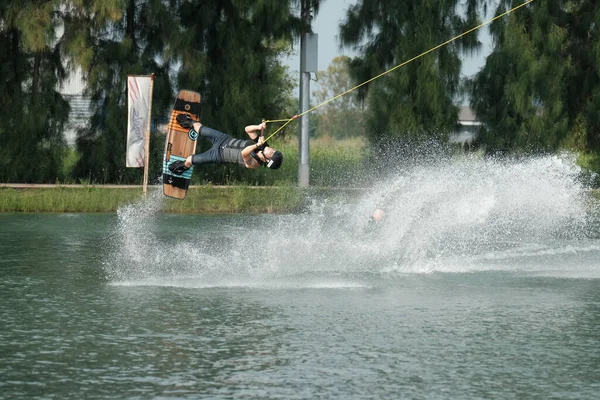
[0,185,306,213]
[1,183,598,214]
[0,186,141,213]
[0,185,366,214]
[165,185,304,214]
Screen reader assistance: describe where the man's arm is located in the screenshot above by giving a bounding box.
[241,137,265,169]
[245,121,266,141]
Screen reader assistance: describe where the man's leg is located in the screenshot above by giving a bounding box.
[190,126,230,165]
[169,123,230,173]
[191,147,220,166]
[169,145,219,173]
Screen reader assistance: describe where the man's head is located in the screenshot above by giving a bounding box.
[371,208,385,222]
[263,147,283,169]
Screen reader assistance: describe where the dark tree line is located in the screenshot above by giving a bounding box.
[1,0,600,184]
[471,0,600,154]
[0,0,311,184]
[338,0,600,156]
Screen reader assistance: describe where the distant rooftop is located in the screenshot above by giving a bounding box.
[458,106,481,126]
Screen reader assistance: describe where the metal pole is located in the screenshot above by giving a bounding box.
[298,35,310,188]
[298,1,311,188]
[142,73,155,197]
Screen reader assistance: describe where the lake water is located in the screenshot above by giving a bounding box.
[1,154,600,399]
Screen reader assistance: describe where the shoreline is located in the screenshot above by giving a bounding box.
[0,184,363,214]
[1,184,598,214]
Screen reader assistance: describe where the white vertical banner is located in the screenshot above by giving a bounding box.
[126,75,153,168]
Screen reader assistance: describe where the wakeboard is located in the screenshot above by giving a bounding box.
[163,90,201,199]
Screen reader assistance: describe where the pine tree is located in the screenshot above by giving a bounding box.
[0,0,70,182]
[338,0,485,143]
[470,1,570,153]
[60,0,304,184]
[61,0,178,183]
[563,0,600,152]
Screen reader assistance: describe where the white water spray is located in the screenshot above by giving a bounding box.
[106,152,600,286]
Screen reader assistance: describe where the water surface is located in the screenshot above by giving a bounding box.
[2,154,600,399]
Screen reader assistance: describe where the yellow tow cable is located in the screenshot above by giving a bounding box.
[262,0,534,143]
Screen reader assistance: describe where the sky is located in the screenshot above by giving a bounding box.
[281,0,493,79]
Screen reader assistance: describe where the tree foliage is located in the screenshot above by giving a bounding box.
[1,0,304,184]
[0,0,69,183]
[60,0,178,183]
[312,56,365,139]
[4,0,600,185]
[471,0,600,154]
[338,0,485,142]
[471,1,569,152]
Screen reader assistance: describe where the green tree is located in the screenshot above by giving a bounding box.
[338,0,484,142]
[471,1,600,156]
[312,56,365,139]
[61,0,178,183]
[62,0,309,185]
[0,0,69,183]
[563,0,600,152]
[470,1,570,153]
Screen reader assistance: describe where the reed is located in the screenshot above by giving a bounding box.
[162,185,303,214]
[0,187,142,213]
[0,186,306,214]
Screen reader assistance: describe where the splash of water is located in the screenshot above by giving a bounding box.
[262,152,598,276]
[104,188,166,281]
[355,153,598,273]
[106,152,600,286]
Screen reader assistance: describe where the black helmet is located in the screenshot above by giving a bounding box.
[267,151,283,169]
